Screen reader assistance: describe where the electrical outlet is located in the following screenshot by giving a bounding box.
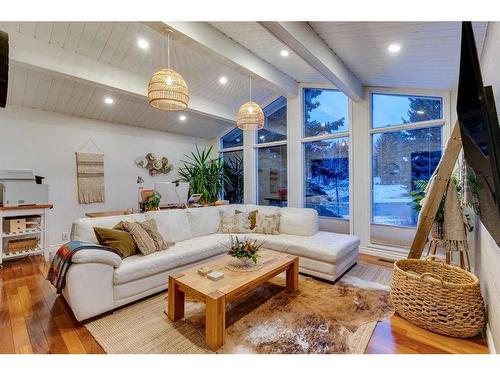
[62,232,69,242]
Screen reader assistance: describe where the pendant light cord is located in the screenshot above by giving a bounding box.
[249,76,252,102]
[167,32,171,69]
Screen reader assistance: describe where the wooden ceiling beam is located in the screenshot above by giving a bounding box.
[261,22,364,102]
[158,21,298,98]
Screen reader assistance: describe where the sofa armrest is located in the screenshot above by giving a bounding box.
[72,249,122,268]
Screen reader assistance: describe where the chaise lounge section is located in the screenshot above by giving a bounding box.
[66,204,360,321]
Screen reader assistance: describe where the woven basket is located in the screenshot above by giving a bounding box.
[391,257,484,338]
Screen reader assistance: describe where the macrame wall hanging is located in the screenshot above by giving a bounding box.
[76,139,105,204]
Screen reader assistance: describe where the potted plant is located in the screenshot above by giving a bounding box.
[178,145,231,204]
[142,190,162,212]
[225,236,263,267]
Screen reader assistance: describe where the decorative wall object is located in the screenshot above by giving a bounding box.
[76,152,105,204]
[135,153,173,176]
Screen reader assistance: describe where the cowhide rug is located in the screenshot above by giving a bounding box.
[85,267,394,354]
[175,275,394,354]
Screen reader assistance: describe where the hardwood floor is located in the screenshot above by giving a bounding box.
[0,254,489,354]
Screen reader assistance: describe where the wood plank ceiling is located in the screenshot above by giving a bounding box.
[6,64,233,139]
[0,21,282,139]
[0,21,491,138]
[309,21,488,89]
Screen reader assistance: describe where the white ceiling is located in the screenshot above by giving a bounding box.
[0,21,492,138]
[210,22,327,84]
[309,21,488,89]
[6,64,233,139]
[0,22,278,109]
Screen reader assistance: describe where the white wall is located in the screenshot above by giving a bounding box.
[0,106,211,250]
[476,21,500,353]
[475,223,500,352]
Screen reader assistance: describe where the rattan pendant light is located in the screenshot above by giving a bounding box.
[148,29,189,111]
[236,76,264,130]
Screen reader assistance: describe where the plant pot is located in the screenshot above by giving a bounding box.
[226,257,261,272]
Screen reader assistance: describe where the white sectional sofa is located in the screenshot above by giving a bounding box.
[66,204,360,321]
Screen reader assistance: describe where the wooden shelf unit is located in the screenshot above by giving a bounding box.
[0,204,52,269]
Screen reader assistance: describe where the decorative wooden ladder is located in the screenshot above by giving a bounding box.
[407,121,463,259]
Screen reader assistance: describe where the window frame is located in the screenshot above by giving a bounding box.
[255,96,289,207]
[219,128,244,202]
[370,92,444,130]
[301,86,352,220]
[369,89,446,229]
[219,127,244,152]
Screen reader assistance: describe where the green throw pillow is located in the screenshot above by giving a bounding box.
[93,226,139,258]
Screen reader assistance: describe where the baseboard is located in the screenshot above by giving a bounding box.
[359,243,409,261]
[486,323,497,354]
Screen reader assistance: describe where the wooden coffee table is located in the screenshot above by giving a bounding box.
[167,249,299,351]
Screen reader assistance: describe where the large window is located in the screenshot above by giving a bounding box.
[220,128,244,204]
[372,93,443,129]
[371,93,443,227]
[303,88,350,218]
[257,97,287,207]
[221,127,243,148]
[304,88,349,137]
[258,96,287,144]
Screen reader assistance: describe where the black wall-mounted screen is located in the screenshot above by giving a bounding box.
[457,21,500,244]
[0,30,8,108]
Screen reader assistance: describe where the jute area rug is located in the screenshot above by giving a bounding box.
[85,263,394,354]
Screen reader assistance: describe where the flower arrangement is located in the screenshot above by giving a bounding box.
[225,236,263,264]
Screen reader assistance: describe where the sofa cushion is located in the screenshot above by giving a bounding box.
[93,227,137,258]
[253,212,280,235]
[145,209,192,243]
[279,207,318,236]
[217,204,246,215]
[243,231,360,264]
[122,221,157,256]
[219,211,251,233]
[186,206,220,237]
[113,234,232,285]
[71,214,146,244]
[139,219,169,250]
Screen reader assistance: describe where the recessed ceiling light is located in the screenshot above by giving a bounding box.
[388,44,401,54]
[179,115,187,121]
[219,76,228,85]
[259,135,265,140]
[321,123,326,127]
[137,38,149,50]
[103,97,114,105]
[280,49,289,57]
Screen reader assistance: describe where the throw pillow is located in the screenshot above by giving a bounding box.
[253,212,280,235]
[219,211,251,233]
[139,219,169,251]
[235,209,258,230]
[122,221,157,256]
[93,227,138,258]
